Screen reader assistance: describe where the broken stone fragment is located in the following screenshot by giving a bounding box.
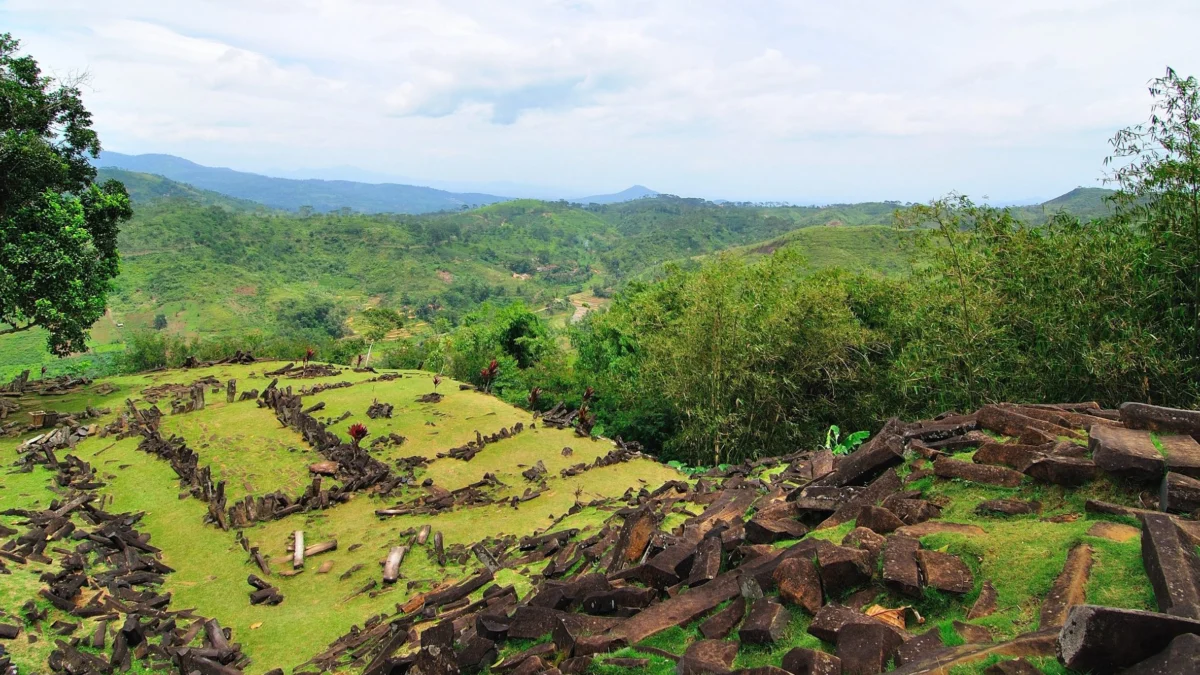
[739,598,788,644]
[676,639,739,675]
[781,647,841,675]
[816,545,873,598]
[933,458,1024,487]
[855,505,904,534]
[1057,604,1200,673]
[916,550,973,595]
[882,536,921,598]
[975,499,1041,516]
[836,621,905,674]
[773,556,823,615]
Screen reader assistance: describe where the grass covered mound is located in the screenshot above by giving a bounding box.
[0,362,678,672]
[0,368,1195,675]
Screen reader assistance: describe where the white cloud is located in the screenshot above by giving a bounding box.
[4,0,1199,201]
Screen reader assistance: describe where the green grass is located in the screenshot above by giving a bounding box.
[0,362,681,674]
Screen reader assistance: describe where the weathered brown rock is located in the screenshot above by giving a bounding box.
[612,573,740,644]
[1120,402,1200,440]
[837,621,905,675]
[967,581,999,619]
[677,639,739,675]
[1140,513,1200,619]
[933,458,1024,487]
[1090,425,1165,481]
[856,506,904,534]
[739,598,789,644]
[699,596,745,640]
[978,405,1082,440]
[975,499,1041,516]
[745,515,809,544]
[889,629,1058,675]
[1161,471,1200,514]
[1057,605,1200,673]
[880,497,941,525]
[1023,455,1098,486]
[916,550,973,594]
[816,418,906,487]
[1160,434,1200,479]
[817,545,873,598]
[843,527,886,566]
[883,536,922,598]
[817,469,903,531]
[781,647,841,675]
[1119,632,1200,675]
[773,557,823,614]
[895,629,945,666]
[1040,543,1093,629]
[972,442,1048,470]
[686,535,724,586]
[808,605,883,643]
[308,460,339,476]
[607,506,662,573]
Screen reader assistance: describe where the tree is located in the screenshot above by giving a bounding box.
[1108,67,1200,379]
[358,307,403,365]
[0,33,132,355]
[153,313,168,330]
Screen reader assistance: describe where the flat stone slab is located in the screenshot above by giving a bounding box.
[1057,604,1200,672]
[896,521,985,538]
[983,658,1041,675]
[808,605,884,643]
[1023,456,1098,486]
[1039,543,1093,629]
[1090,425,1164,481]
[1085,521,1140,542]
[1160,434,1200,479]
[972,442,1048,470]
[889,629,1057,675]
[1120,402,1200,440]
[1140,513,1200,619]
[917,550,974,594]
[609,573,739,644]
[934,458,1024,487]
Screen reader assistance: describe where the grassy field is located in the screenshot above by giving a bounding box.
[0,363,679,673]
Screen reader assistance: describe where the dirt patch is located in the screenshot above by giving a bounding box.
[234,285,258,296]
[437,270,453,283]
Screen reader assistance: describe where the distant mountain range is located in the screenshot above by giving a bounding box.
[93,152,659,214]
[569,185,659,205]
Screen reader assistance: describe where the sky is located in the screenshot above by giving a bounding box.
[4,0,1199,203]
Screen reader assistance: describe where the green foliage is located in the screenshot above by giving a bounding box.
[0,33,132,354]
[275,296,348,340]
[357,307,403,342]
[152,313,167,330]
[824,425,870,456]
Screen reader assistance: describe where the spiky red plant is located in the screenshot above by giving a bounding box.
[479,359,500,392]
[348,423,368,447]
[582,386,595,403]
[528,386,542,408]
[433,375,442,390]
[304,347,315,364]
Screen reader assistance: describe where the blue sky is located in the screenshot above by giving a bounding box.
[4,0,1199,203]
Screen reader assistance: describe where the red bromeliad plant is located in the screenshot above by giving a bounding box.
[432,374,442,391]
[479,359,499,393]
[348,423,368,447]
[527,386,542,409]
